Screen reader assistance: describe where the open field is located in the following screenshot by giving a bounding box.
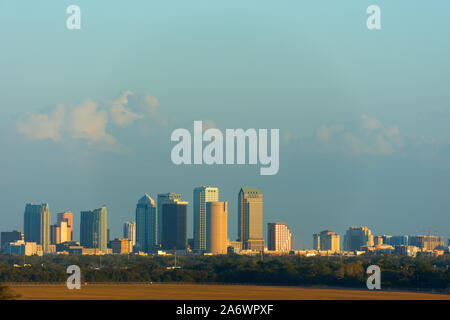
[6,283,450,300]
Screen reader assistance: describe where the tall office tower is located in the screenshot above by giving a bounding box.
[24,203,50,253]
[343,226,374,251]
[193,186,219,251]
[50,221,68,245]
[123,221,136,247]
[313,230,340,252]
[206,201,228,254]
[80,206,108,252]
[374,236,383,246]
[135,194,157,253]
[267,223,293,252]
[161,198,188,251]
[50,224,60,245]
[1,231,24,252]
[313,233,320,250]
[57,211,73,242]
[157,192,182,244]
[408,235,444,250]
[382,235,392,244]
[238,188,264,251]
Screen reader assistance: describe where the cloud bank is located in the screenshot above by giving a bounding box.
[17,91,161,150]
[317,114,403,156]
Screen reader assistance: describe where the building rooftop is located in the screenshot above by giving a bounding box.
[138,193,155,206]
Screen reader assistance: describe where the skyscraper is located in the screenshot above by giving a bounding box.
[238,188,264,251]
[161,198,188,251]
[50,221,68,245]
[193,186,219,251]
[267,223,293,252]
[135,194,157,253]
[123,221,136,247]
[157,192,181,244]
[80,206,108,252]
[343,226,374,251]
[313,230,340,252]
[57,211,73,242]
[206,201,228,254]
[24,203,50,252]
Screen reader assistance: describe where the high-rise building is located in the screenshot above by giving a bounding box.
[193,186,219,251]
[313,230,340,252]
[268,223,293,252]
[238,188,264,251]
[161,198,188,251]
[343,226,374,251]
[206,201,228,254]
[24,203,51,253]
[57,211,73,242]
[313,233,320,250]
[80,206,108,252]
[157,192,181,244]
[50,221,68,245]
[374,236,383,246]
[1,231,24,252]
[409,235,444,250]
[123,221,136,248]
[135,194,157,253]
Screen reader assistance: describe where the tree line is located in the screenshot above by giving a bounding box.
[0,254,449,292]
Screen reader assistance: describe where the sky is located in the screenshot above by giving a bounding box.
[1,1,450,249]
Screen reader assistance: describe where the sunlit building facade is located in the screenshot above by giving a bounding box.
[136,194,157,253]
[80,206,108,252]
[343,226,374,251]
[238,188,264,251]
[193,186,218,251]
[24,203,50,253]
[268,223,293,252]
[206,201,228,254]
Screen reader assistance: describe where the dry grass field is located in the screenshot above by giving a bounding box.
[7,283,450,300]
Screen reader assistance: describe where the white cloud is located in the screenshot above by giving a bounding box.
[316,115,403,156]
[69,99,116,144]
[142,93,160,115]
[342,132,370,155]
[317,124,344,142]
[376,134,393,154]
[361,114,382,130]
[110,91,142,127]
[17,91,162,151]
[384,125,399,137]
[17,104,65,141]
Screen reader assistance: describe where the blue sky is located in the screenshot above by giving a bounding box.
[1,1,450,248]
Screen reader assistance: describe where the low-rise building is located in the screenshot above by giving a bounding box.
[3,240,42,256]
[111,238,131,254]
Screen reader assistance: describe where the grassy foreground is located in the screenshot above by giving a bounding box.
[7,283,450,300]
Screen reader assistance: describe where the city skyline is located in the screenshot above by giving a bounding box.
[3,187,448,253]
